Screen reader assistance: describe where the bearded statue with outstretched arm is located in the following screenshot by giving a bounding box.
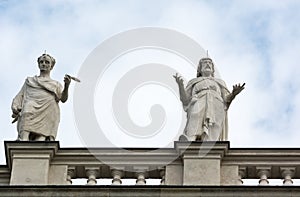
[173,57,245,141]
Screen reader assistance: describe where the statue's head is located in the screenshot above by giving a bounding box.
[197,57,215,77]
[37,53,56,70]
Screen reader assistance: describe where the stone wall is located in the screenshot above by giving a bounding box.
[0,185,299,197]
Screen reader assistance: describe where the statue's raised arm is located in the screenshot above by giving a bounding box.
[225,83,245,109]
[173,73,190,107]
[174,57,245,142]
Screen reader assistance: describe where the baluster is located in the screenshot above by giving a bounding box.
[238,167,246,185]
[85,167,100,185]
[66,166,75,185]
[256,167,271,185]
[111,168,123,185]
[159,167,166,185]
[134,167,148,185]
[135,172,146,185]
[281,167,295,185]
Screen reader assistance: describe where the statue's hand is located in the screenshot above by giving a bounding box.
[173,73,189,105]
[173,73,184,87]
[12,113,18,118]
[64,74,72,86]
[11,108,20,117]
[232,83,245,96]
[11,108,21,123]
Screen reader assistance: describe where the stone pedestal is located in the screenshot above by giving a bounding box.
[221,165,240,185]
[175,141,228,185]
[165,161,183,185]
[6,142,58,185]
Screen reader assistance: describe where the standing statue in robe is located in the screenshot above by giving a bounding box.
[174,57,245,141]
[11,53,72,141]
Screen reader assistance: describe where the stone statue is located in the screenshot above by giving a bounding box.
[11,53,72,141]
[173,57,245,141]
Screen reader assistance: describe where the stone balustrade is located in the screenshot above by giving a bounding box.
[2,141,300,186]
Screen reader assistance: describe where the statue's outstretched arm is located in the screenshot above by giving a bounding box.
[61,75,71,103]
[226,83,245,108]
[173,73,190,106]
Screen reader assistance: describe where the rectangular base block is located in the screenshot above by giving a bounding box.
[183,158,220,185]
[10,157,50,185]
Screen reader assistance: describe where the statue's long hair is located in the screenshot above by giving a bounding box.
[196,57,215,77]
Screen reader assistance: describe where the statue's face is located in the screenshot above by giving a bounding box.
[38,56,52,71]
[200,59,213,76]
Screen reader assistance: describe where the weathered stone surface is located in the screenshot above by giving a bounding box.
[6,141,58,185]
[165,163,183,185]
[0,186,299,197]
[48,165,68,185]
[10,156,50,185]
[183,158,220,185]
[174,57,245,141]
[3,141,300,188]
[11,53,72,141]
[221,165,239,185]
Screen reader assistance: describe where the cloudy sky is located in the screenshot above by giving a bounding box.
[1,0,300,166]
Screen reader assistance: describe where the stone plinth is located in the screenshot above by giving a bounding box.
[6,142,58,185]
[164,160,183,185]
[175,141,229,185]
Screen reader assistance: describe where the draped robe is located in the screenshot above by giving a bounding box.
[183,77,230,141]
[12,76,63,139]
